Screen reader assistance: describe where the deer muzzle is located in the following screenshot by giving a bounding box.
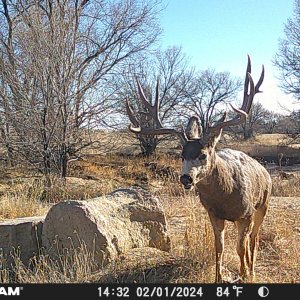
[180,174,193,189]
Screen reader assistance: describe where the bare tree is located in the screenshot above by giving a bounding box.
[183,69,242,133]
[274,0,300,98]
[289,110,300,133]
[263,111,281,134]
[0,0,161,179]
[279,109,300,143]
[122,48,241,156]
[119,46,194,156]
[240,102,271,139]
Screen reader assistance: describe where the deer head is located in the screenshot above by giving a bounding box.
[126,55,264,190]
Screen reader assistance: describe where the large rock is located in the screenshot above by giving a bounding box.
[0,216,44,264]
[42,186,170,266]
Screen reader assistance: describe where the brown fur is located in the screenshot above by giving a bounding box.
[181,141,272,283]
[127,57,267,283]
[195,149,271,221]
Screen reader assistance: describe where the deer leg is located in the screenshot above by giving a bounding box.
[250,203,268,282]
[236,218,254,282]
[208,212,225,283]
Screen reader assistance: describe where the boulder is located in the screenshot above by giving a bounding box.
[42,186,170,266]
[0,216,44,264]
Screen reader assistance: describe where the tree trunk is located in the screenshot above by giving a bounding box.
[139,136,158,157]
[243,124,253,140]
[0,119,14,166]
[60,144,68,179]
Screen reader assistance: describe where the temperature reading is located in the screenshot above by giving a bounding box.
[216,286,243,297]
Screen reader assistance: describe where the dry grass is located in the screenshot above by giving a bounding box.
[225,133,300,161]
[271,174,300,196]
[1,240,100,283]
[0,134,300,283]
[248,134,289,146]
[0,178,49,220]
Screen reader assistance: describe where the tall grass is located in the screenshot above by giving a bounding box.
[0,179,49,220]
[271,174,300,196]
[1,240,99,283]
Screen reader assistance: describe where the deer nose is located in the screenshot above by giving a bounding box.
[180,174,193,187]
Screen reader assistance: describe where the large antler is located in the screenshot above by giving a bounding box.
[126,56,264,143]
[209,55,264,134]
[126,79,188,141]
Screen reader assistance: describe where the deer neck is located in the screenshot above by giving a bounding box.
[196,153,234,194]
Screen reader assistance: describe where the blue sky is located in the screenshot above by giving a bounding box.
[159,0,297,114]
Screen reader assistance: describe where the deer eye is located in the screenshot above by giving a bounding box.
[199,153,207,160]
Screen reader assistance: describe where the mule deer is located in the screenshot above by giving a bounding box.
[126,56,271,283]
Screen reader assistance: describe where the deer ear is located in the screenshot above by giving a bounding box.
[205,130,223,149]
[186,116,202,139]
[206,112,227,148]
[210,130,223,148]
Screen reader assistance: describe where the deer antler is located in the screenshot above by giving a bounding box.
[126,56,264,143]
[126,79,188,141]
[209,55,264,134]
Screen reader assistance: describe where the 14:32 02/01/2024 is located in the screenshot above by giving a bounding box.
[98,286,204,298]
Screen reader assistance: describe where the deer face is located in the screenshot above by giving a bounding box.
[180,140,214,190]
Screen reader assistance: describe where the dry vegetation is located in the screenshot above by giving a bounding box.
[0,134,300,283]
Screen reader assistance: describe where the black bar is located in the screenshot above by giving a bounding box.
[0,283,298,300]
